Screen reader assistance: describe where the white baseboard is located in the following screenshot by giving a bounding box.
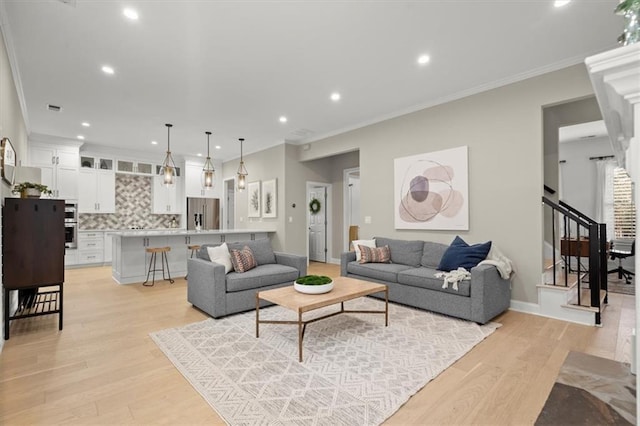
[509,300,541,315]
[509,298,596,326]
[329,258,340,265]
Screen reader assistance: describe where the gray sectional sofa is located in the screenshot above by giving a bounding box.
[187,239,307,318]
[340,237,511,324]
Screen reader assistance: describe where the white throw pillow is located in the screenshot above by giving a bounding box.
[352,239,376,262]
[207,243,233,274]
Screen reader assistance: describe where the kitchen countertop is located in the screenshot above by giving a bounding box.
[109,229,275,237]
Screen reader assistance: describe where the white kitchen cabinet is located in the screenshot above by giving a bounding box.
[77,231,104,265]
[78,168,116,213]
[28,143,80,200]
[117,159,154,175]
[65,248,78,267]
[185,159,222,198]
[104,232,114,263]
[152,176,182,214]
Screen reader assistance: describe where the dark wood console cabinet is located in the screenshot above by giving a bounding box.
[3,198,65,340]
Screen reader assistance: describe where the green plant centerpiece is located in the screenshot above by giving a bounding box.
[12,182,52,199]
[294,274,334,294]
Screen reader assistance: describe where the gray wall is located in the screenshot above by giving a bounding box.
[0,26,29,353]
[298,64,596,304]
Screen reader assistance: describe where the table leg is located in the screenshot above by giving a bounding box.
[4,288,9,340]
[298,312,303,362]
[385,287,389,327]
[59,283,64,331]
[255,293,260,338]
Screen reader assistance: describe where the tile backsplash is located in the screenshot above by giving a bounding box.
[79,174,178,229]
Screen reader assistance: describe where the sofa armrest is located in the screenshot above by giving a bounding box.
[187,258,228,318]
[340,251,356,276]
[274,252,307,277]
[469,263,512,324]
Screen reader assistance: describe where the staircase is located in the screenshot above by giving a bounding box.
[540,197,608,326]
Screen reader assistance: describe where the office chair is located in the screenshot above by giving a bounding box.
[608,239,635,284]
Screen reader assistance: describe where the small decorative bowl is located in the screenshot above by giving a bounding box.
[294,281,334,294]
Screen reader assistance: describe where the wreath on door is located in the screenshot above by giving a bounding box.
[309,198,321,215]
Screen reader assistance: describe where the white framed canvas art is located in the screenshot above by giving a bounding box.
[261,179,277,218]
[394,146,469,230]
[247,181,261,218]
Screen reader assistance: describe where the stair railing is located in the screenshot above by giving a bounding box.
[542,197,607,325]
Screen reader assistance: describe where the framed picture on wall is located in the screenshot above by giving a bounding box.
[247,181,261,218]
[261,179,277,218]
[394,145,469,230]
[1,137,16,185]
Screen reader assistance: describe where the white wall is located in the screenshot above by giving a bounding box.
[297,64,596,304]
[559,136,613,218]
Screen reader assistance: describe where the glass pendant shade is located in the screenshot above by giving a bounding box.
[201,131,215,189]
[237,138,248,191]
[160,123,176,185]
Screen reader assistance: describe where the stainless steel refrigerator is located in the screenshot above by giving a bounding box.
[186,197,220,230]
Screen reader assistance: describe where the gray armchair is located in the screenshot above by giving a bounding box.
[187,240,307,318]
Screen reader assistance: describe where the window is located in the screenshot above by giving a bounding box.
[613,167,635,239]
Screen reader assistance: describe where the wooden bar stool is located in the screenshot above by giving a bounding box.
[143,246,174,286]
[185,244,201,280]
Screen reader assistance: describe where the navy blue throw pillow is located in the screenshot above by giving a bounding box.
[437,236,492,272]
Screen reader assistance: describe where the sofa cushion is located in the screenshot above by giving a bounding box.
[347,261,413,283]
[352,239,376,261]
[438,236,491,272]
[398,267,471,297]
[227,239,276,265]
[207,242,233,274]
[226,264,299,293]
[374,237,424,267]
[421,241,449,268]
[359,245,390,264]
[229,246,257,273]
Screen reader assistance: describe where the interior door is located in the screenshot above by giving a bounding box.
[308,187,327,262]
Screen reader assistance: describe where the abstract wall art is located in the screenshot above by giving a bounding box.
[394,146,469,230]
[247,181,261,218]
[262,179,277,218]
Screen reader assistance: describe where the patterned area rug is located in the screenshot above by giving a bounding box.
[151,298,498,425]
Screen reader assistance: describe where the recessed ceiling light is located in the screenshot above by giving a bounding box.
[554,0,571,7]
[330,92,341,102]
[101,65,115,75]
[151,140,158,145]
[77,135,85,140]
[215,145,221,150]
[417,54,430,65]
[81,122,90,127]
[123,8,139,20]
[197,153,202,157]
[279,116,287,123]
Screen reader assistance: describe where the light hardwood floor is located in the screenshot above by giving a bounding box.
[0,262,634,425]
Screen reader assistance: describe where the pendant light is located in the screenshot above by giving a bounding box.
[160,123,176,185]
[201,131,215,189]
[237,137,248,191]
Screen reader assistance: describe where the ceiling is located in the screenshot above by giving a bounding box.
[0,0,622,162]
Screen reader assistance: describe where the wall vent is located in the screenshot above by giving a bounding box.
[47,104,62,112]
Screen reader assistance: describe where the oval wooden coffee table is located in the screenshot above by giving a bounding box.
[256,277,388,362]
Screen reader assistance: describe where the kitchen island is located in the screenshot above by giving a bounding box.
[111,229,274,284]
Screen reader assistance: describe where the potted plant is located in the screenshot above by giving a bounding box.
[12,182,53,199]
[294,275,334,294]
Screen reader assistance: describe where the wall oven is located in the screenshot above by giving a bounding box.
[65,203,78,249]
